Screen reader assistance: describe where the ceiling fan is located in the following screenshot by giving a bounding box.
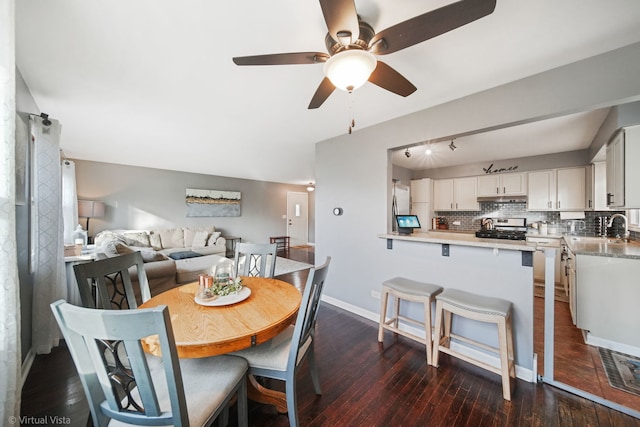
[233,0,497,109]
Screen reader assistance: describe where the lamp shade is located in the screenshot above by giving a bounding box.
[78,200,105,218]
[323,50,377,92]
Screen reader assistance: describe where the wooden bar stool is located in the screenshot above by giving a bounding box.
[432,288,516,400]
[378,277,443,366]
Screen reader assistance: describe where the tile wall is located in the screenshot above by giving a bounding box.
[434,202,630,238]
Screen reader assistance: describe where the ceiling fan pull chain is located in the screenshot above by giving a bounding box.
[348,90,355,135]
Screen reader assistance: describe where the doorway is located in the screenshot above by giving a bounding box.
[286,192,308,247]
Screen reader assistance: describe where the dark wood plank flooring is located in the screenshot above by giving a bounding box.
[21,247,640,426]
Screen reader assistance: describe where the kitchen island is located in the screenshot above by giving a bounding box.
[378,230,538,381]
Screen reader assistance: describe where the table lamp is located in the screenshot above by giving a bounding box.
[78,200,105,240]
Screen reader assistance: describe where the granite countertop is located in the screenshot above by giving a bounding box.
[379,231,537,252]
[563,235,640,260]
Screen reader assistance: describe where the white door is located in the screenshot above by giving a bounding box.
[286,192,308,247]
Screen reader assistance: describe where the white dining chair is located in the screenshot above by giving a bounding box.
[50,300,248,427]
[231,256,331,427]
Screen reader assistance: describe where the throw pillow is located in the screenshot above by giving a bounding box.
[192,231,208,248]
[157,228,184,249]
[168,251,204,260]
[122,231,151,248]
[207,231,222,246]
[149,232,162,250]
[183,226,215,247]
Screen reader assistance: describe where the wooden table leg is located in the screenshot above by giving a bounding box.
[247,374,288,414]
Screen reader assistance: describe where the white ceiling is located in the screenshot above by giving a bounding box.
[392,107,611,170]
[15,1,640,185]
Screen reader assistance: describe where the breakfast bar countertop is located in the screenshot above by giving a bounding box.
[378,230,537,252]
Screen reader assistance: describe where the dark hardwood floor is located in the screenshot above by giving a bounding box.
[21,246,640,426]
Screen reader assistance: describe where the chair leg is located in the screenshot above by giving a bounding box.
[285,371,299,427]
[308,345,322,395]
[237,376,248,427]
[432,300,443,367]
[497,318,512,401]
[424,298,433,366]
[393,294,401,329]
[378,288,389,342]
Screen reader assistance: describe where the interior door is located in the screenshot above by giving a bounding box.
[286,192,308,247]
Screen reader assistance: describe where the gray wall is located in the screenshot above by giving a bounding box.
[314,43,640,365]
[16,68,39,361]
[74,160,315,244]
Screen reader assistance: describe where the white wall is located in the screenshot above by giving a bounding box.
[315,42,640,367]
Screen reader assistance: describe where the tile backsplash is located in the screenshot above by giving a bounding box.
[434,202,631,238]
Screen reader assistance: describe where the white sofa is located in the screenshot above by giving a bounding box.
[94,227,227,296]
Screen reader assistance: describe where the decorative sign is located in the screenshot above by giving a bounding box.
[482,163,519,174]
[186,188,241,217]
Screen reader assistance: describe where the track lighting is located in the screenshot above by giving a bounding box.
[40,113,52,126]
[425,146,432,155]
[449,140,457,151]
[404,149,411,158]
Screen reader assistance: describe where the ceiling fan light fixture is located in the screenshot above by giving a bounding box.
[323,50,377,92]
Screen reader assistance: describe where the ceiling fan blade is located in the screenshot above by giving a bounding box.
[308,77,336,109]
[233,52,329,66]
[319,0,360,43]
[368,61,417,97]
[369,0,496,55]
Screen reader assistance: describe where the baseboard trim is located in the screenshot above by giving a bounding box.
[584,333,640,358]
[321,294,535,383]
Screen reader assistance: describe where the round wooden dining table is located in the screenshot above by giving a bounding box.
[139,276,302,413]
[139,276,301,358]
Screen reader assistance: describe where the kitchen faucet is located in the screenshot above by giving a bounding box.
[607,213,630,242]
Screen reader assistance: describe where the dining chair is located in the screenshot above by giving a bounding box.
[50,300,248,427]
[74,251,150,309]
[231,256,331,427]
[233,242,278,278]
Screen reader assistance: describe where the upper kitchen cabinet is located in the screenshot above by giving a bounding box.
[527,167,586,211]
[606,125,640,208]
[477,172,527,197]
[586,162,608,211]
[410,178,431,204]
[433,177,479,211]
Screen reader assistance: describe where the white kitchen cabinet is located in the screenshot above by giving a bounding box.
[433,179,454,211]
[576,254,640,349]
[454,177,479,210]
[477,173,527,197]
[527,170,555,211]
[410,179,432,230]
[606,125,640,208]
[410,178,431,203]
[433,177,478,211]
[527,167,585,211]
[586,162,608,211]
[556,167,586,211]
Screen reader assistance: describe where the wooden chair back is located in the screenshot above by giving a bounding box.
[74,251,150,309]
[233,242,278,278]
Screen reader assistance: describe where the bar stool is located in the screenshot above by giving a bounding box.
[378,277,443,366]
[432,288,516,400]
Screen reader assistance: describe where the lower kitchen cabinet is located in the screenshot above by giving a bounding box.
[575,254,640,348]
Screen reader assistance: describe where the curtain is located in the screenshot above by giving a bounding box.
[30,115,66,354]
[61,159,78,244]
[0,0,21,421]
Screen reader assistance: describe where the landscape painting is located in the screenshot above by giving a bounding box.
[186,188,241,217]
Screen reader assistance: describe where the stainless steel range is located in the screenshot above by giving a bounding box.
[475,217,527,241]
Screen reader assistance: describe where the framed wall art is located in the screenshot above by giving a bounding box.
[186,188,241,217]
